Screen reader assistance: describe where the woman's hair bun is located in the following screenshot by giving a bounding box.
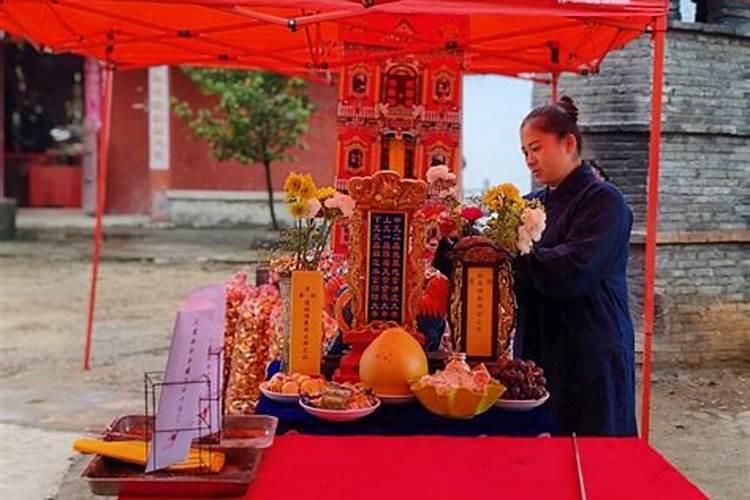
[556,95,579,124]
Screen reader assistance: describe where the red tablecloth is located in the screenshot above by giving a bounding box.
[246,435,706,500]
[120,435,706,499]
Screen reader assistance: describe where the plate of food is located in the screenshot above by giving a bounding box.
[495,391,550,411]
[491,359,550,412]
[260,372,326,403]
[299,382,380,422]
[410,358,506,419]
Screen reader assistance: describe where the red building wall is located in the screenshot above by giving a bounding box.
[106,67,338,214]
[170,70,337,191]
[107,70,150,214]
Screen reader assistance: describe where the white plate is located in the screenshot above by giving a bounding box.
[259,383,299,403]
[376,393,416,406]
[299,399,381,422]
[495,391,550,412]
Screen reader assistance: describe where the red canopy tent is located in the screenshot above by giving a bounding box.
[0,1,662,76]
[0,0,667,441]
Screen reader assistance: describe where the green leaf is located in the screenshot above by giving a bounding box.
[171,68,315,168]
[172,68,316,229]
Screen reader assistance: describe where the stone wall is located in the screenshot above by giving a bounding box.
[629,243,749,363]
[166,190,294,228]
[532,21,750,364]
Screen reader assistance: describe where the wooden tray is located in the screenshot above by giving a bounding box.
[82,449,262,498]
[81,414,276,497]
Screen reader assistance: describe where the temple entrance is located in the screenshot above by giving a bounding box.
[380,133,415,178]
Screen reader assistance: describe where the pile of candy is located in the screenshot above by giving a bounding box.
[223,272,282,415]
[223,267,343,414]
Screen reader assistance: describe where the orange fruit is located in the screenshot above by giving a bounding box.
[281,381,300,394]
[301,378,325,395]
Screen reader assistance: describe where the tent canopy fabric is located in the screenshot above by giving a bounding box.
[0,0,668,442]
[1,1,665,78]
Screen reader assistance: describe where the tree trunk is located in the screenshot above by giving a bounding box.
[263,160,279,230]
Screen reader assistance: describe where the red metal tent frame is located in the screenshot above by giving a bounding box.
[0,0,667,441]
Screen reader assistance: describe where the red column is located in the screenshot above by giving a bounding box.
[641,15,667,442]
[82,59,102,214]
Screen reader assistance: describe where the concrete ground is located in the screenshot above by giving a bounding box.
[0,209,747,499]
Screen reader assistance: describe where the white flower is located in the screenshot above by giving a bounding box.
[337,194,355,218]
[426,165,456,185]
[324,192,355,218]
[306,197,322,218]
[520,206,546,242]
[517,226,534,255]
[438,187,458,199]
[516,206,546,255]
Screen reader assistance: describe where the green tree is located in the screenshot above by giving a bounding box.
[172,69,315,229]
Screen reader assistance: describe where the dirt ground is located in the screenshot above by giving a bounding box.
[0,233,747,499]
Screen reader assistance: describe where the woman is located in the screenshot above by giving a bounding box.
[588,159,610,182]
[514,96,637,436]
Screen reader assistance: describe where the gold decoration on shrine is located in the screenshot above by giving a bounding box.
[448,236,516,365]
[346,171,428,333]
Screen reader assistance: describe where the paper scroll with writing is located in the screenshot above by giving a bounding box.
[465,267,495,357]
[366,212,407,324]
[146,284,225,473]
[289,271,324,376]
[449,236,516,365]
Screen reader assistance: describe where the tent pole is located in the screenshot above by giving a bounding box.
[83,64,114,371]
[641,14,666,442]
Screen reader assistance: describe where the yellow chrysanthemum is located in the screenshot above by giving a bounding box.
[482,182,524,212]
[288,200,308,219]
[482,187,504,212]
[481,189,492,205]
[297,175,317,200]
[316,186,337,201]
[284,173,304,194]
[500,183,523,205]
[500,183,523,206]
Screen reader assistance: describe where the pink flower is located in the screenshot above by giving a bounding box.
[306,197,322,218]
[460,206,484,222]
[426,165,456,185]
[324,192,355,218]
[438,187,459,199]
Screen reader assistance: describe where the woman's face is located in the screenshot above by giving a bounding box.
[520,123,578,187]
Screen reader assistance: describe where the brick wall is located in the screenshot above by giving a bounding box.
[532,21,750,364]
[660,134,749,233]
